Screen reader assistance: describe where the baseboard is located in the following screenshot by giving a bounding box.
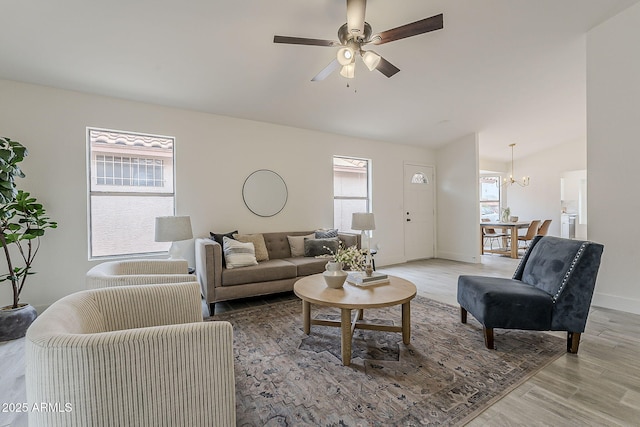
[375,255,406,267]
[592,292,640,315]
[436,251,480,264]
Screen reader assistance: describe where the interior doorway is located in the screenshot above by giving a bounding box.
[403,163,435,261]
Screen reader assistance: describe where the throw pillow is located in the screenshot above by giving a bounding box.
[287,233,315,257]
[210,230,238,246]
[304,237,339,257]
[210,230,238,267]
[233,233,269,262]
[223,236,258,269]
[315,228,338,239]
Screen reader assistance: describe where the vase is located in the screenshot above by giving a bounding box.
[323,261,348,289]
[0,303,37,341]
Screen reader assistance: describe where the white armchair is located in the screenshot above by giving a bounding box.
[26,282,235,427]
[86,259,197,289]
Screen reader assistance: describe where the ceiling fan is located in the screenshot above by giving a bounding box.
[273,0,443,81]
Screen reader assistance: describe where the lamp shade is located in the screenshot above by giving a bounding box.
[339,63,355,79]
[362,50,381,71]
[337,47,355,66]
[155,216,193,242]
[351,212,375,231]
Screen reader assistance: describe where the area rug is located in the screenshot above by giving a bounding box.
[210,295,565,426]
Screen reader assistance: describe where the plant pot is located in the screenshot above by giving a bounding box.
[0,303,37,341]
[323,261,348,289]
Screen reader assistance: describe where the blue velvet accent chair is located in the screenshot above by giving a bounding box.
[457,236,604,353]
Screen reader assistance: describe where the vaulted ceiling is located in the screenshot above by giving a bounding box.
[1,0,637,161]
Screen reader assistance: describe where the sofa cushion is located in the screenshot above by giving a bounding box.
[234,233,269,261]
[263,231,314,259]
[304,237,339,257]
[457,275,553,330]
[287,233,315,257]
[223,237,258,269]
[222,259,297,286]
[284,257,328,277]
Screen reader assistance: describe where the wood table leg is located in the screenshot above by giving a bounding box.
[510,226,518,259]
[402,302,411,345]
[341,308,352,366]
[302,300,310,334]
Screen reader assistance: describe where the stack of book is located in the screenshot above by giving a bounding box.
[347,272,390,287]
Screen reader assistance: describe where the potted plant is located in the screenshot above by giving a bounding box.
[0,136,57,341]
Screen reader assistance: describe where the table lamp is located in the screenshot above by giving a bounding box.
[154,215,193,260]
[351,212,375,275]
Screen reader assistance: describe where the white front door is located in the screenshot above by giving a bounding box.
[404,164,435,261]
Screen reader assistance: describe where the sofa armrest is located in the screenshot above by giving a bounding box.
[26,321,235,427]
[195,238,223,304]
[86,273,197,289]
[338,232,362,249]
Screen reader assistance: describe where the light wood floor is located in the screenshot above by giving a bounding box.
[2,255,639,426]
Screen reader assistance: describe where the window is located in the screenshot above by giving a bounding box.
[333,156,371,233]
[95,155,164,187]
[480,176,501,222]
[87,128,175,258]
[411,172,429,184]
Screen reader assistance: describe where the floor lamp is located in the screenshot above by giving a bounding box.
[155,216,193,260]
[351,212,375,276]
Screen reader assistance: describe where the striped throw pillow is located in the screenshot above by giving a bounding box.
[223,236,258,269]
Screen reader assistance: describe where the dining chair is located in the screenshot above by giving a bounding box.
[481,219,507,251]
[537,219,552,236]
[517,220,541,250]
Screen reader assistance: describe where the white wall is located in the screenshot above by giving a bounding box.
[436,133,480,263]
[500,137,586,237]
[479,158,506,174]
[0,79,435,311]
[587,2,640,315]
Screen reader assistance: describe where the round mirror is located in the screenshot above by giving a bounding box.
[242,170,288,217]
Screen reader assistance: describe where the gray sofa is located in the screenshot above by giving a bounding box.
[195,231,360,314]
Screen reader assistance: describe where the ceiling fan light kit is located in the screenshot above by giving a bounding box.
[337,47,355,66]
[362,50,381,71]
[340,63,356,79]
[273,0,443,82]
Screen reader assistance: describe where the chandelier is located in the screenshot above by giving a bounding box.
[503,143,530,187]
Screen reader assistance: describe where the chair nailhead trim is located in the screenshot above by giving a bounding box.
[553,242,590,303]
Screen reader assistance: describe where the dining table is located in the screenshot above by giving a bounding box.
[480,221,531,259]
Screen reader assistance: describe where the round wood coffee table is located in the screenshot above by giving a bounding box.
[293,273,417,366]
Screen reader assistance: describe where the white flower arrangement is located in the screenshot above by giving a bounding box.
[324,243,366,271]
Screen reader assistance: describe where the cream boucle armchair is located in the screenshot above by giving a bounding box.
[26,282,235,427]
[86,259,197,289]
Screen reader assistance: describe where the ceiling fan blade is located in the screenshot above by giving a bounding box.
[273,35,338,47]
[375,57,400,78]
[370,13,443,45]
[346,0,367,38]
[311,59,340,82]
